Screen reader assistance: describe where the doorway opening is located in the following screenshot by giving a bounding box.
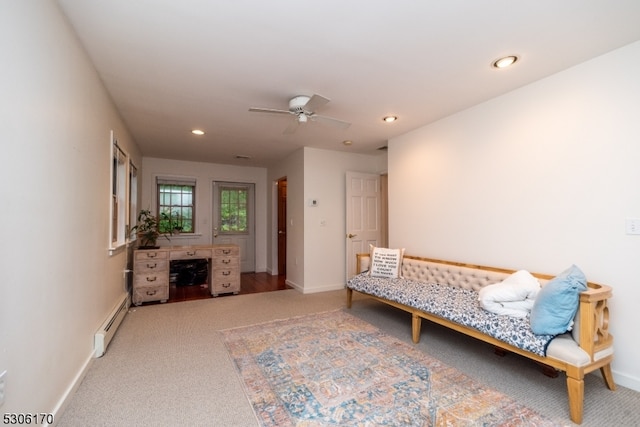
[277,177,287,276]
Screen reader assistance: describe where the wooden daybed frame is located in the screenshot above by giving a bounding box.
[346,253,616,424]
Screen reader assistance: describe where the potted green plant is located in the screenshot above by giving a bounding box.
[131,209,171,248]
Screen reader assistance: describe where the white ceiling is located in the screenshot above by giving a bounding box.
[57,0,640,168]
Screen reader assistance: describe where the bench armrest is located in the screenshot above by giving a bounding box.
[578,282,613,360]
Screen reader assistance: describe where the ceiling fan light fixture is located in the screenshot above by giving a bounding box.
[249,94,351,134]
[492,55,518,69]
[191,129,205,135]
[383,116,398,123]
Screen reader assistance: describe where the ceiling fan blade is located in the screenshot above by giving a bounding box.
[283,118,300,134]
[248,107,292,115]
[303,94,330,113]
[310,114,351,130]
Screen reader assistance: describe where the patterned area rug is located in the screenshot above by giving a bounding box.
[221,310,560,426]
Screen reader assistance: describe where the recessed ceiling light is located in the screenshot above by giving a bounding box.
[235,155,251,160]
[342,140,353,146]
[492,55,518,69]
[191,129,205,135]
[383,116,397,123]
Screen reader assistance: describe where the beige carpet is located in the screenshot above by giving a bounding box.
[58,289,640,426]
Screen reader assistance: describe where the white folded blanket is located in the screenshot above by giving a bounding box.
[478,270,541,318]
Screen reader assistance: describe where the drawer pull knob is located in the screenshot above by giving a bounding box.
[147,263,157,269]
[146,290,157,296]
[187,251,196,256]
[223,249,231,254]
[223,283,231,288]
[223,271,231,276]
[146,253,157,258]
[223,259,230,264]
[146,276,157,282]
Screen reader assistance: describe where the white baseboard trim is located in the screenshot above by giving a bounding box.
[301,283,346,294]
[612,370,640,392]
[50,351,94,426]
[284,279,345,294]
[285,279,302,292]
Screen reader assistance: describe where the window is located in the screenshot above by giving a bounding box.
[157,177,195,233]
[128,161,138,239]
[110,135,127,249]
[219,186,248,233]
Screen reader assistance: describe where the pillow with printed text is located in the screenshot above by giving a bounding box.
[369,245,405,279]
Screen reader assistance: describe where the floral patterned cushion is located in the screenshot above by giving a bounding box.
[347,273,555,356]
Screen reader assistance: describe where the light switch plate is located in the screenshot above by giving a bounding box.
[625,218,640,235]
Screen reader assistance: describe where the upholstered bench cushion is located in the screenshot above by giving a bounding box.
[347,272,555,356]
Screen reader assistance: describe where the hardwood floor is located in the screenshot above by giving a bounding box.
[166,272,291,304]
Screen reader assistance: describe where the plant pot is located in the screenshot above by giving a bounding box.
[137,231,159,249]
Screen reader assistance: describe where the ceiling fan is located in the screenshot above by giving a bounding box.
[249,94,351,134]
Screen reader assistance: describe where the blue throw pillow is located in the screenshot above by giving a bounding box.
[530,265,587,335]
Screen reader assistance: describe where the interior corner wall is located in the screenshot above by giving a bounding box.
[302,147,386,293]
[1,1,141,414]
[140,157,268,272]
[388,40,640,390]
[267,148,306,289]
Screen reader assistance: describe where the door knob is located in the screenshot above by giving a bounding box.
[278,230,285,234]
[347,233,357,238]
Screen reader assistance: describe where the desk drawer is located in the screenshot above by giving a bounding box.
[212,280,239,295]
[212,256,239,267]
[134,273,169,287]
[213,246,239,257]
[135,259,168,273]
[212,268,238,281]
[135,250,168,261]
[211,267,239,296]
[170,249,212,260]
[133,284,169,305]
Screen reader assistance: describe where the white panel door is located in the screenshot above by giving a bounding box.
[212,181,255,272]
[345,172,381,279]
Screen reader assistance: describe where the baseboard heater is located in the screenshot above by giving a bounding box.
[94,293,130,358]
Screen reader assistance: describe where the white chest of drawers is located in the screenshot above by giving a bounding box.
[133,244,240,305]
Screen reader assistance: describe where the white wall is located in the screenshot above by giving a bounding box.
[267,147,385,292]
[303,148,386,292]
[267,148,306,287]
[141,157,268,271]
[0,1,140,413]
[389,40,640,391]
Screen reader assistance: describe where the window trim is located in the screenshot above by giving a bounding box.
[109,131,128,255]
[128,160,138,243]
[108,131,138,255]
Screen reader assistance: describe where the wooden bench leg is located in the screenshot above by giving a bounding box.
[346,288,353,309]
[412,313,421,343]
[600,363,617,391]
[566,374,584,424]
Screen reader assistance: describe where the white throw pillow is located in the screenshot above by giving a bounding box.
[369,245,405,278]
